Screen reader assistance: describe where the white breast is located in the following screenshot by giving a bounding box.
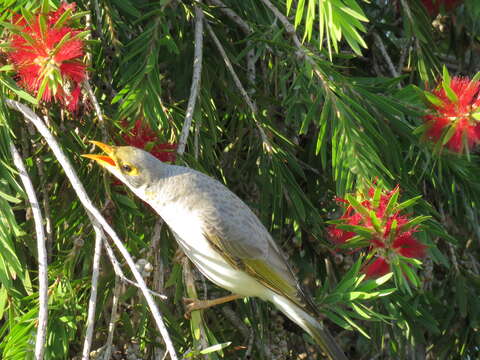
[152,201,268,299]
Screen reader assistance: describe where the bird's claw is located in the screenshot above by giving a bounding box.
[182,297,204,319]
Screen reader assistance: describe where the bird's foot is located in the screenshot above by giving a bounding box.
[183,297,208,319]
[182,294,243,319]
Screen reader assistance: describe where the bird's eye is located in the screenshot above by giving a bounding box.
[121,164,132,173]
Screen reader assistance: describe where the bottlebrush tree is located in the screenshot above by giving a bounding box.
[0,0,479,359]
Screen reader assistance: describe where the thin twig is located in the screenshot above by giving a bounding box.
[83,81,109,142]
[102,235,167,300]
[24,124,54,262]
[205,23,270,148]
[206,0,256,91]
[207,0,252,34]
[177,3,204,156]
[244,330,254,359]
[149,219,167,359]
[81,78,110,359]
[259,0,328,86]
[149,219,166,295]
[373,32,399,79]
[9,142,48,360]
[82,226,103,360]
[103,276,122,360]
[194,117,201,160]
[5,99,178,360]
[397,38,411,74]
[206,23,257,113]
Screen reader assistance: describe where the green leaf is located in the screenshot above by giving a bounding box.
[0,189,21,204]
[442,65,451,86]
[0,77,38,104]
[41,0,50,14]
[199,342,232,355]
[403,215,431,230]
[383,187,399,217]
[334,224,375,239]
[345,194,370,217]
[395,195,422,212]
[424,91,443,107]
[53,7,74,29]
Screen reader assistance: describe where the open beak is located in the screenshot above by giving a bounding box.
[82,141,117,168]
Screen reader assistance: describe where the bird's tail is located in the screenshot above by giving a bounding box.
[270,294,347,360]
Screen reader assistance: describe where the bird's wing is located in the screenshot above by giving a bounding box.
[201,191,310,311]
[205,229,306,307]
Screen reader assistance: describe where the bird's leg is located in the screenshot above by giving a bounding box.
[183,294,243,318]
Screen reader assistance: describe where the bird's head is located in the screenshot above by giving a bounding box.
[83,141,164,192]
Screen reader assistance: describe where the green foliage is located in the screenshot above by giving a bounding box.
[0,0,479,359]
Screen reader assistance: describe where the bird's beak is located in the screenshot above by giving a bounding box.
[82,141,117,168]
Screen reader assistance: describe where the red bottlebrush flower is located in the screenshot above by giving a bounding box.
[424,76,480,153]
[122,120,177,163]
[421,0,462,16]
[328,184,428,278]
[364,257,390,279]
[5,2,86,111]
[393,231,426,258]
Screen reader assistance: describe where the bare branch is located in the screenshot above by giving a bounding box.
[207,0,252,34]
[177,3,204,156]
[9,142,48,360]
[83,81,109,142]
[103,276,122,360]
[22,125,54,262]
[398,38,411,74]
[207,0,256,90]
[82,227,103,359]
[206,23,256,113]
[373,32,400,79]
[205,23,270,148]
[259,0,328,86]
[5,99,178,360]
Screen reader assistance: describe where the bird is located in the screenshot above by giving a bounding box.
[83,141,347,360]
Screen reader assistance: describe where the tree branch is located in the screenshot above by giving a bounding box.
[9,142,48,360]
[207,0,252,35]
[205,23,270,148]
[259,0,328,86]
[103,276,122,360]
[177,3,204,156]
[207,0,256,91]
[373,32,399,79]
[5,99,178,360]
[82,227,103,359]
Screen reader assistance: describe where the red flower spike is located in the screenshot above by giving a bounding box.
[329,184,427,278]
[424,76,480,153]
[364,257,390,279]
[5,2,86,112]
[122,120,177,163]
[393,231,426,258]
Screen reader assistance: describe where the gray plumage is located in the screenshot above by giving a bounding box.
[91,145,347,360]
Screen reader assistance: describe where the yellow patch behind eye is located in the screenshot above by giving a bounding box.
[129,167,139,176]
[121,163,139,176]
